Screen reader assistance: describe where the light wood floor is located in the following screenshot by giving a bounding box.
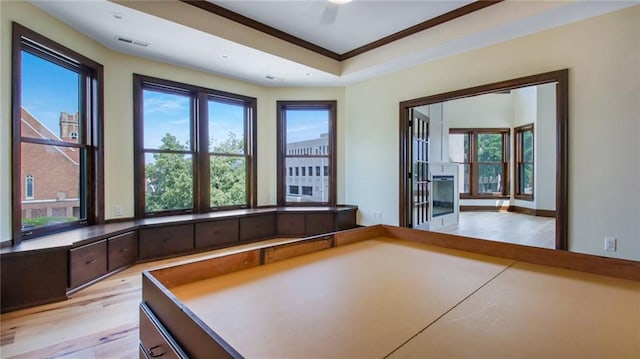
[0,238,296,359]
[0,216,553,358]
[431,211,556,249]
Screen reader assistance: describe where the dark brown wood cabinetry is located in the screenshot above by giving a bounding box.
[277,213,306,236]
[240,214,276,241]
[0,248,68,313]
[139,303,187,359]
[306,213,335,235]
[195,219,239,249]
[69,240,108,288]
[108,231,137,271]
[139,224,194,260]
[1,206,357,313]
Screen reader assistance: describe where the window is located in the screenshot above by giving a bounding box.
[289,185,299,195]
[12,23,104,243]
[449,128,509,198]
[515,124,534,200]
[277,101,336,206]
[134,74,256,216]
[25,175,34,200]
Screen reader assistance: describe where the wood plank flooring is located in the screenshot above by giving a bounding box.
[0,238,296,359]
[432,211,555,249]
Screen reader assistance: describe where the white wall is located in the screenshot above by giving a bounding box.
[2,2,638,261]
[345,6,640,260]
[0,2,345,243]
[534,83,557,211]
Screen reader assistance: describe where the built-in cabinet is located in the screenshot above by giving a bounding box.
[1,206,358,313]
[69,240,107,288]
[107,231,138,271]
[195,219,239,249]
[139,225,194,260]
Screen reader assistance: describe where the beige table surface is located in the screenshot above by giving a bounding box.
[390,261,640,358]
[171,237,514,358]
[171,237,640,358]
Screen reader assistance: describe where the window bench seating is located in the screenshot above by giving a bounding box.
[0,206,358,313]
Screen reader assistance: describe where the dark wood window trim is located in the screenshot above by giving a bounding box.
[514,123,534,201]
[133,74,257,218]
[276,101,337,207]
[399,69,568,251]
[450,128,510,199]
[11,22,104,245]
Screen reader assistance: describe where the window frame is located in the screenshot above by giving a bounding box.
[514,123,534,200]
[133,74,257,217]
[276,101,337,206]
[11,23,104,244]
[449,128,510,199]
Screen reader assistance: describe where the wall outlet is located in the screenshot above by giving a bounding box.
[114,205,124,217]
[604,236,616,252]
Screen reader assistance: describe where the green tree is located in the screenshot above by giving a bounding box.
[144,132,246,212]
[477,133,504,192]
[145,134,193,212]
[210,132,246,207]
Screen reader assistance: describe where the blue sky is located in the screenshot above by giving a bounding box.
[285,109,328,143]
[21,50,327,147]
[21,51,79,136]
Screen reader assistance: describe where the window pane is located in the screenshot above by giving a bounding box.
[523,130,534,162]
[461,164,470,194]
[286,109,329,154]
[477,133,503,162]
[520,163,534,195]
[210,156,246,207]
[21,142,82,231]
[449,133,468,163]
[286,157,329,203]
[143,90,191,150]
[478,164,504,193]
[209,100,245,154]
[21,51,81,144]
[144,153,193,212]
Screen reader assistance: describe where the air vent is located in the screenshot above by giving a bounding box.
[115,36,149,48]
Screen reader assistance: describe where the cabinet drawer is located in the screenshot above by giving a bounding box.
[139,224,194,260]
[305,213,335,235]
[195,219,239,249]
[277,213,305,236]
[239,214,276,241]
[69,240,107,288]
[139,304,186,359]
[108,231,138,271]
[336,209,357,230]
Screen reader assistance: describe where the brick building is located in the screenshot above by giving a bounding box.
[20,108,80,223]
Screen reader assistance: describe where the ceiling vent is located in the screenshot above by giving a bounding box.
[115,36,149,48]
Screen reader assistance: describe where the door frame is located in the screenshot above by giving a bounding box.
[398,69,568,250]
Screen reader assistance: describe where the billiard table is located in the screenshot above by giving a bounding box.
[139,225,640,358]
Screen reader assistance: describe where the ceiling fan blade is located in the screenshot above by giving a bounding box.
[321,3,339,24]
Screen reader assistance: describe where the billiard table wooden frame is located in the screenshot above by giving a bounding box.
[139,225,640,358]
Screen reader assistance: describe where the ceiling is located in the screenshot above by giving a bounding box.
[29,0,637,87]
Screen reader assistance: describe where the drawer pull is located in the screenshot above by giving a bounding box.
[148,345,165,357]
[85,259,97,265]
[120,248,129,252]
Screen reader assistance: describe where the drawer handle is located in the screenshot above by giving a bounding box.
[148,345,165,357]
[120,248,129,252]
[85,259,97,265]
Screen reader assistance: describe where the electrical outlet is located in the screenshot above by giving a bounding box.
[114,205,124,217]
[604,236,616,252]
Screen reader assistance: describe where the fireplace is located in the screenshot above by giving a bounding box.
[432,175,454,217]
